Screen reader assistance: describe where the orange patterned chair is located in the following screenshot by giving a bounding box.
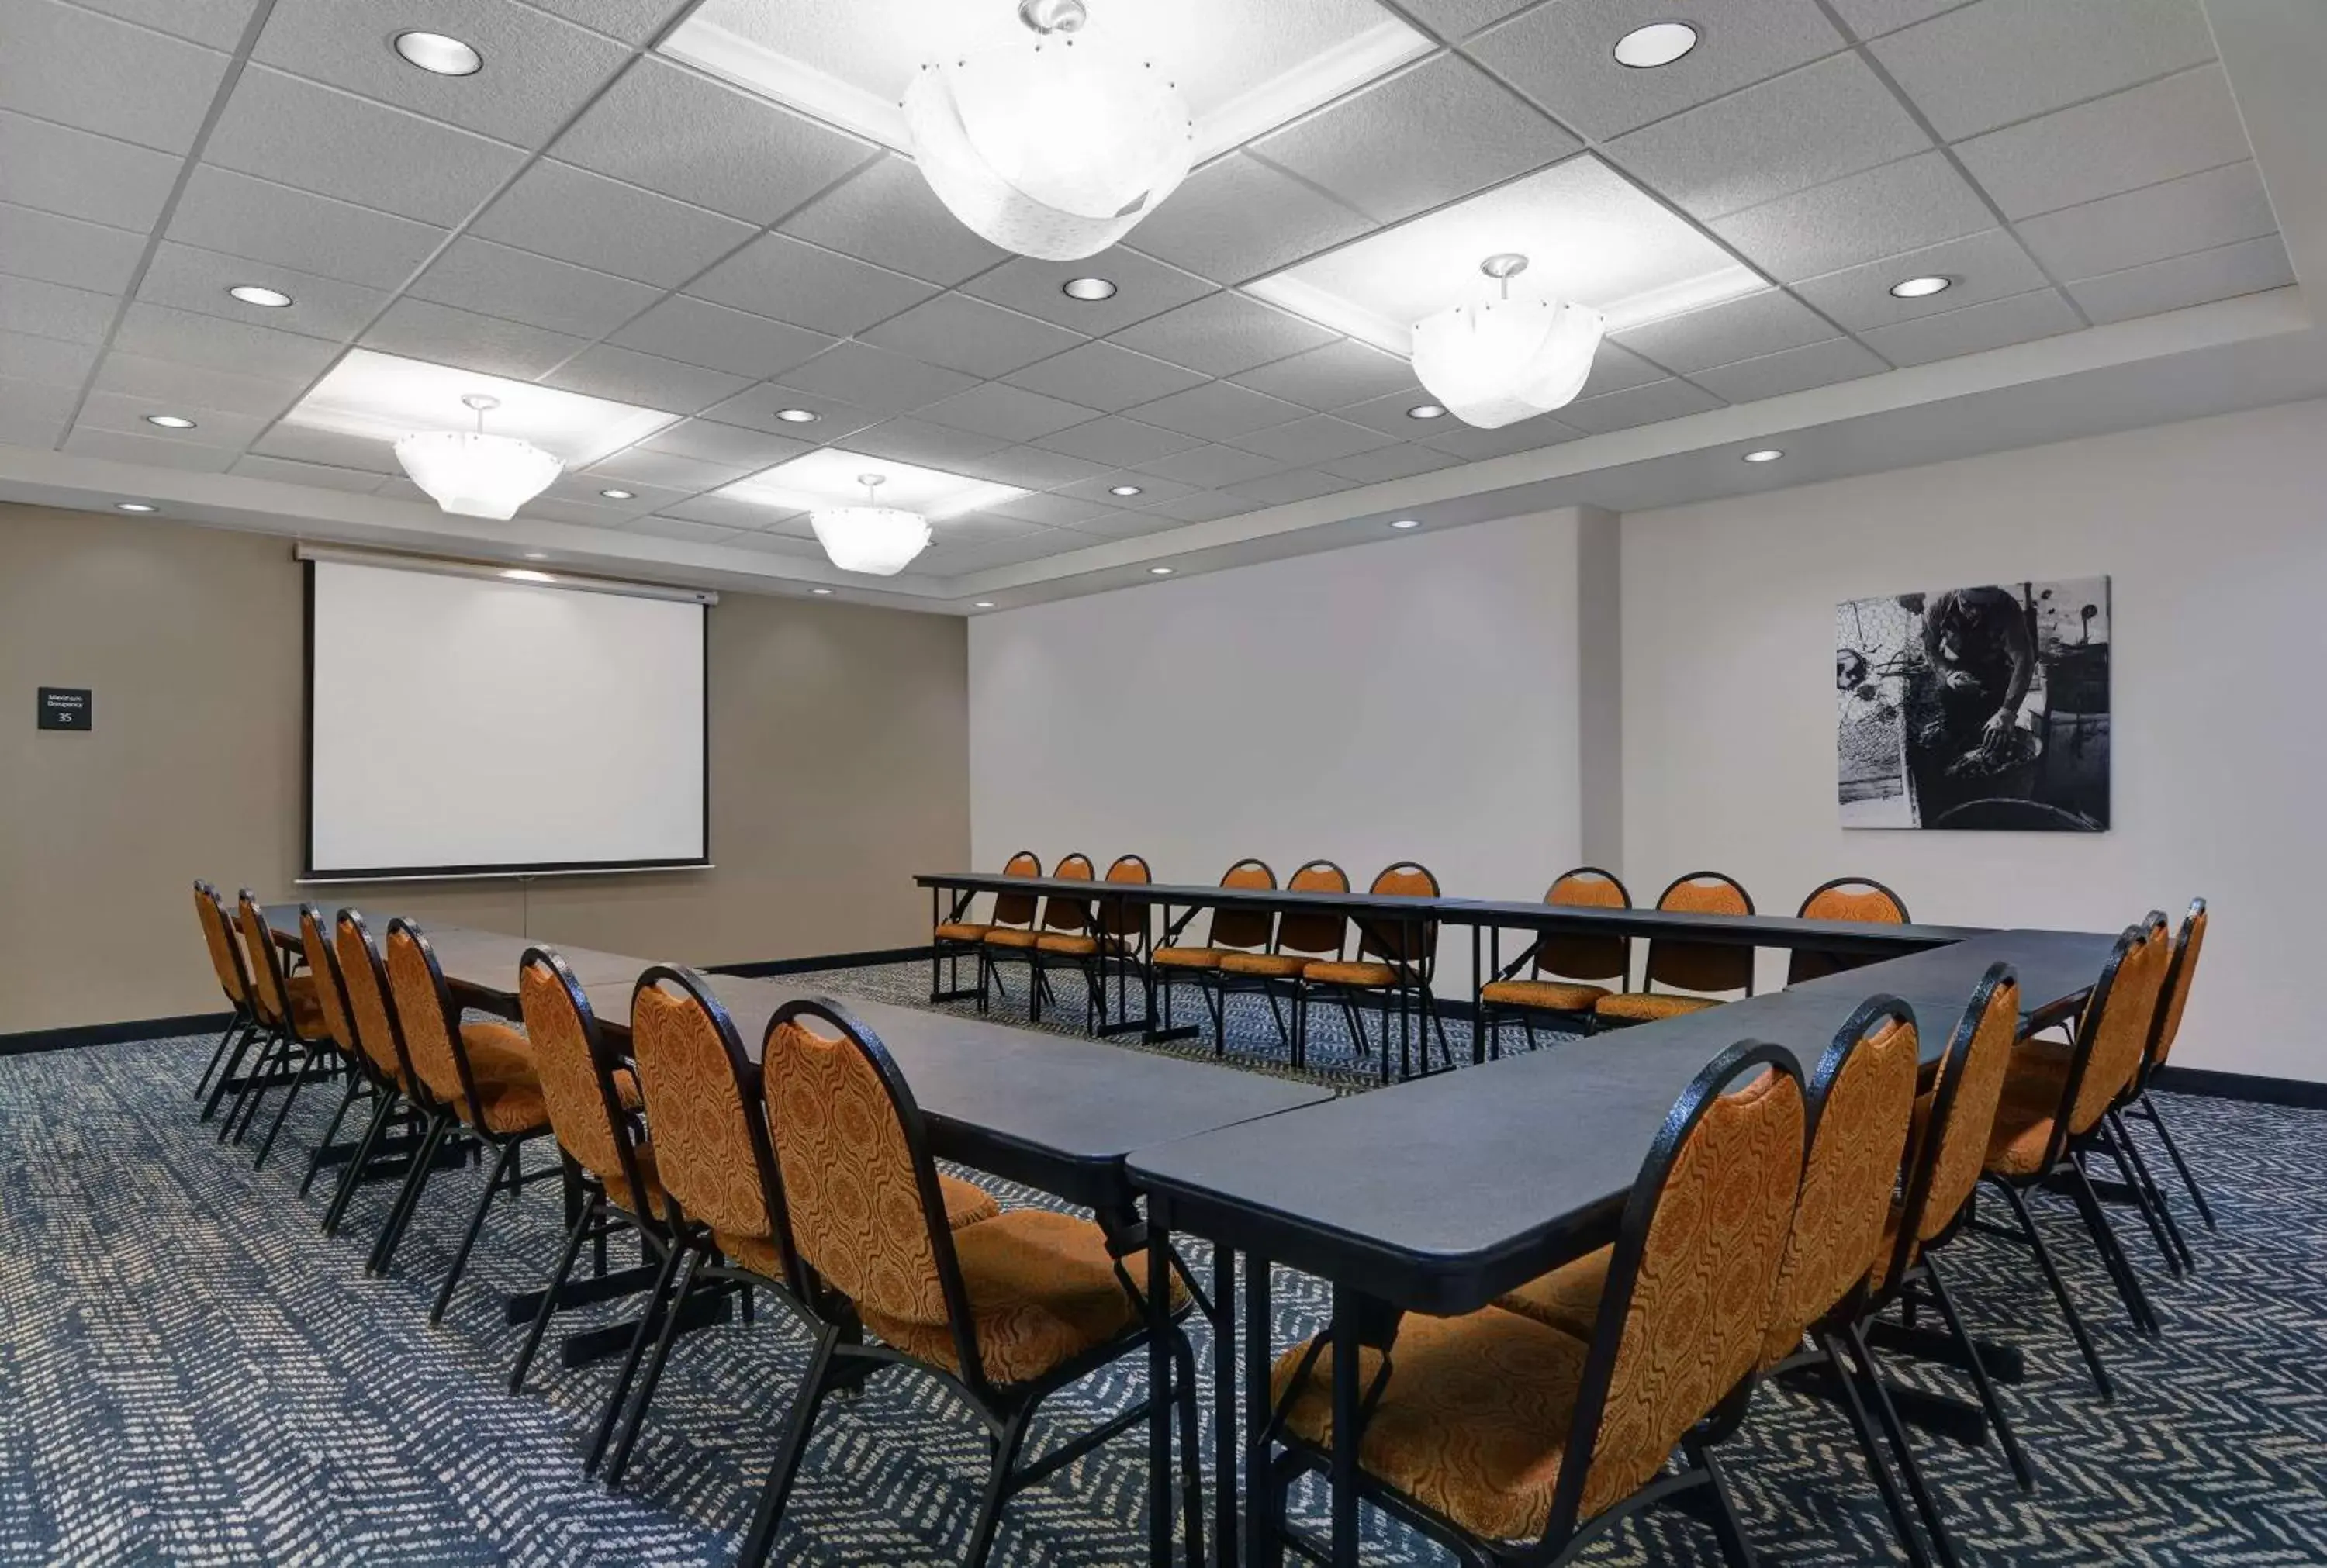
[1217,859,1349,1063]
[278,903,376,1192]
[1032,852,1153,1034]
[1594,872,1755,1027]
[987,851,1085,1018]
[322,909,431,1240]
[738,997,1197,1568]
[2121,898,2213,1241]
[933,850,1040,1007]
[1788,876,1912,985]
[1153,858,1278,1052]
[1477,868,1632,1055]
[191,880,258,1117]
[1299,862,1455,1080]
[1261,1041,1806,1565]
[220,890,330,1155]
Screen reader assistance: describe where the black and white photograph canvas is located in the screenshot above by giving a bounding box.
[1837,575,2111,831]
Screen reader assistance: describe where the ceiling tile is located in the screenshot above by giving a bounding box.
[657,492,792,529]
[72,0,258,49]
[1611,288,1839,374]
[0,275,119,344]
[1792,227,2049,329]
[587,447,752,491]
[541,470,687,515]
[249,423,400,471]
[609,295,835,381]
[777,153,1008,286]
[1252,54,1578,226]
[228,453,391,492]
[165,166,448,291]
[1141,489,1259,523]
[948,445,1114,490]
[1856,287,2081,364]
[0,375,78,426]
[1064,511,1195,541]
[204,67,526,226]
[1827,0,1976,39]
[524,497,634,527]
[1034,416,1203,468]
[843,417,1011,468]
[1109,292,1340,378]
[1333,388,1468,439]
[64,426,240,471]
[916,383,1103,444]
[726,529,825,557]
[1132,442,1289,487]
[253,0,630,147]
[411,237,662,339]
[1473,0,1844,142]
[1229,339,1417,410]
[92,350,306,419]
[1392,0,1533,41]
[0,0,227,153]
[0,406,65,447]
[1709,151,1998,283]
[1001,339,1208,412]
[112,304,342,385]
[1604,53,1929,220]
[621,514,744,545]
[361,297,587,379]
[551,57,874,224]
[136,241,388,342]
[2066,234,2294,324]
[984,492,1122,527]
[79,389,268,447]
[1229,414,1397,465]
[1575,343,1665,399]
[2013,161,2277,281]
[0,328,99,387]
[1687,337,1887,401]
[1556,378,1724,434]
[1128,381,1309,441]
[1871,0,2215,143]
[0,202,142,295]
[1121,154,1371,284]
[523,0,690,47]
[1049,471,1200,507]
[689,232,935,337]
[634,420,809,470]
[963,248,1215,336]
[783,340,980,416]
[1414,411,1580,459]
[0,110,181,231]
[1224,468,1357,505]
[542,343,751,413]
[1955,66,2251,220]
[697,381,882,440]
[859,293,1085,380]
[1319,442,1464,483]
[936,512,1055,542]
[469,161,755,290]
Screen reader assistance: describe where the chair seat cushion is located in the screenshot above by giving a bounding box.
[1303,959,1400,988]
[935,922,992,942]
[1984,1051,2071,1177]
[859,1207,1179,1385]
[283,974,327,1036]
[1036,931,1100,955]
[984,928,1042,949]
[1153,946,1226,970]
[1480,979,1610,1014]
[603,1139,667,1219]
[1595,992,1723,1024]
[1494,1245,1610,1339]
[1218,952,1310,979]
[458,1021,549,1135]
[1273,1305,1592,1542]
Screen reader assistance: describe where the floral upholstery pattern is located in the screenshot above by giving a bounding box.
[1910,979,2020,1248]
[334,920,410,1089]
[298,914,355,1055]
[1302,959,1400,988]
[934,922,992,942]
[1536,871,1630,989]
[1218,952,1310,979]
[984,929,1042,949]
[519,961,634,1195]
[1495,1246,1610,1338]
[1595,993,1720,1023]
[2149,905,2207,1072]
[630,985,778,1255]
[1035,932,1100,955]
[458,1023,548,1135]
[236,900,292,1027]
[1799,883,1909,924]
[1480,979,1610,1014]
[1039,855,1095,937]
[194,887,247,1004]
[1643,875,1754,997]
[1276,863,1350,959]
[383,928,473,1110]
[1207,861,1278,953]
[989,852,1042,931]
[1987,924,2170,1176]
[1356,864,1440,965]
[1153,947,1227,970]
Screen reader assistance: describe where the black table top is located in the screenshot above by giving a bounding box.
[1127,927,2118,1315]
[264,903,659,996]
[582,973,1333,1213]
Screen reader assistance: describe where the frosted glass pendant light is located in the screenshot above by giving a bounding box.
[393,394,562,520]
[1411,254,1605,430]
[904,0,1193,261]
[811,474,933,575]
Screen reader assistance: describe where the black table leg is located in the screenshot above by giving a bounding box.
[1150,1204,1175,1568]
[1213,1245,1239,1566]
[1244,1255,1277,1568]
[1329,1283,1360,1567]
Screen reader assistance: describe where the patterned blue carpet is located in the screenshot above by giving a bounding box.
[2,961,2322,1566]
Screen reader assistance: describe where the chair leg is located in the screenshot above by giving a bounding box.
[323,1090,399,1236]
[1171,1328,1207,1568]
[1995,1179,2113,1400]
[965,1408,1033,1568]
[2112,1110,2195,1271]
[1818,1331,1934,1568]
[2063,1155,2160,1337]
[738,1325,843,1568]
[2098,1116,2187,1278]
[511,1191,599,1394]
[586,1234,690,1476]
[193,1011,245,1102]
[368,1110,452,1278]
[1845,1324,1963,1568]
[253,1043,323,1170]
[220,1027,285,1144]
[199,1021,258,1122]
[1920,1257,2035,1492]
[431,1135,521,1326]
[2137,1094,2216,1231]
[607,1246,707,1487]
[299,1073,367,1198]
[1682,1439,1760,1568]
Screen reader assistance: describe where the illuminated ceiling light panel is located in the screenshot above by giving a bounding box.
[663,0,1430,164]
[1246,156,1766,357]
[716,447,1027,523]
[283,351,678,471]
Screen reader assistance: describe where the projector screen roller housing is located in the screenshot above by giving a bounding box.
[306,560,708,878]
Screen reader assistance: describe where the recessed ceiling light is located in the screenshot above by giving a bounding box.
[1613,21,1699,69]
[1890,275,1952,299]
[394,30,482,76]
[143,413,196,429]
[775,407,820,423]
[1743,448,1784,463]
[1148,565,1174,575]
[115,501,157,513]
[1062,277,1119,302]
[522,551,548,560]
[811,587,835,595]
[228,285,292,309]
[1109,484,1143,496]
[974,600,996,609]
[599,488,635,500]
[1406,403,1447,420]
[1390,518,1421,530]
[502,568,554,582]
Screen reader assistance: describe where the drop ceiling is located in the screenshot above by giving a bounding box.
[0,0,2318,614]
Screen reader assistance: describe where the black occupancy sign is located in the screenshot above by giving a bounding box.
[37,687,91,731]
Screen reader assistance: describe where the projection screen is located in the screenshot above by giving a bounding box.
[306,558,708,879]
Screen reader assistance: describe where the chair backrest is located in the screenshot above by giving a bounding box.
[1760,999,1921,1366]
[1098,854,1151,939]
[1642,871,1755,998]
[297,903,358,1060]
[2054,912,2171,1145]
[1547,1042,1806,1535]
[236,890,292,1028]
[335,909,418,1090]
[1274,860,1349,958]
[762,997,985,1386]
[991,851,1042,929]
[1883,964,2020,1288]
[2139,897,2207,1086]
[1357,861,1439,966]
[192,881,251,1008]
[1039,851,1094,934]
[383,918,486,1121]
[1537,867,1630,989]
[1787,877,1911,985]
[520,947,652,1214]
[1206,859,1277,952]
[629,966,791,1281]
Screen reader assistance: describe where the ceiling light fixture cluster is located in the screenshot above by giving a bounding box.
[1411,254,1604,430]
[394,393,563,520]
[810,473,932,575]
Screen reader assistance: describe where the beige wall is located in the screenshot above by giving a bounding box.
[0,503,969,1035]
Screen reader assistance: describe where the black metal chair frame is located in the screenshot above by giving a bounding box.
[191,880,260,1117]
[1475,867,1634,1058]
[1255,1041,1803,1568]
[319,908,451,1242]
[220,889,334,1164]
[2111,897,2215,1258]
[1296,862,1455,1083]
[1152,858,1279,1056]
[1787,876,1914,985]
[1214,859,1350,1069]
[932,851,1042,1006]
[990,851,1094,1025]
[737,996,1207,1568]
[1596,870,1758,1028]
[970,850,1048,1014]
[1026,855,1154,1035]
[283,903,393,1200]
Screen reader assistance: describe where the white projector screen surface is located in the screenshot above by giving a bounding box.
[307,561,707,876]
